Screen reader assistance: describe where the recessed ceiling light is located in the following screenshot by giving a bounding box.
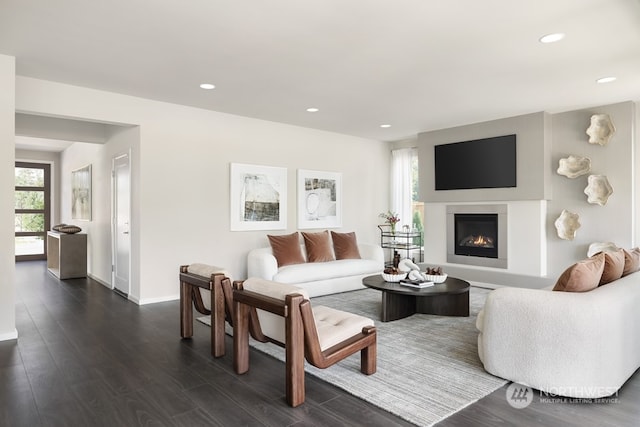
[596,76,617,84]
[380,124,391,128]
[199,83,215,90]
[539,33,565,43]
[306,107,319,112]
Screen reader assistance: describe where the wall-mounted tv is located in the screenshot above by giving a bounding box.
[434,134,517,190]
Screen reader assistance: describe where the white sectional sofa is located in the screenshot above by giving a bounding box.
[247,243,384,297]
[476,270,640,398]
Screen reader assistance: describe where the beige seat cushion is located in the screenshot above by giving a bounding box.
[312,305,374,351]
[242,278,373,351]
[186,263,230,311]
[243,278,309,344]
[187,263,229,278]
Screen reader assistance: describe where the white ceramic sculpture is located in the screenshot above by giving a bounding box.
[554,209,581,241]
[557,155,592,178]
[586,114,616,146]
[587,242,619,257]
[584,175,613,206]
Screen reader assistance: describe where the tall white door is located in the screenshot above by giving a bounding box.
[112,153,130,296]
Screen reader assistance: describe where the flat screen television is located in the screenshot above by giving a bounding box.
[434,134,517,190]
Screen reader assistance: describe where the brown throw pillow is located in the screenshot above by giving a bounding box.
[553,253,605,292]
[622,248,640,276]
[599,249,625,285]
[331,231,361,260]
[267,232,305,267]
[302,231,335,263]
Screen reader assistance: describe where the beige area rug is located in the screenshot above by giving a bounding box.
[198,286,506,426]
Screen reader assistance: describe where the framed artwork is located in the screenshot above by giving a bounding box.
[297,169,342,229]
[230,163,287,231]
[71,164,92,221]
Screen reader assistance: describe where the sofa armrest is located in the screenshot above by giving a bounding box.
[358,243,384,265]
[478,282,640,397]
[247,247,278,280]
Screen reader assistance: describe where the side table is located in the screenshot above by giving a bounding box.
[47,231,87,279]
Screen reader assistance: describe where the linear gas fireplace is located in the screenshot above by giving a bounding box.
[447,205,507,269]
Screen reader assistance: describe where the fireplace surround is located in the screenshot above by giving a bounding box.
[447,204,507,269]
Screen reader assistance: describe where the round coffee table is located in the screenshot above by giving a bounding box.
[362,274,470,322]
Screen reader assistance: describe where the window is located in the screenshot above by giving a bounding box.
[391,148,423,231]
[15,162,51,261]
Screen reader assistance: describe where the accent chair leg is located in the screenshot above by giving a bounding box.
[180,281,193,338]
[361,343,377,375]
[212,277,226,357]
[285,296,305,407]
[233,301,250,375]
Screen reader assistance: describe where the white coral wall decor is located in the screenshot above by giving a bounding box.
[555,209,581,240]
[584,174,613,206]
[587,242,619,257]
[557,155,591,178]
[586,114,616,146]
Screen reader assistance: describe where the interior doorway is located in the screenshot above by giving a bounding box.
[112,152,131,296]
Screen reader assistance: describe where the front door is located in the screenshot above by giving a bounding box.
[112,153,130,296]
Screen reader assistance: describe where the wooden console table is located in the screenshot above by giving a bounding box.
[47,231,87,279]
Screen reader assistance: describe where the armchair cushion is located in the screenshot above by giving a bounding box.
[312,305,374,351]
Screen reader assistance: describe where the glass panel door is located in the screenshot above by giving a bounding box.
[15,162,50,261]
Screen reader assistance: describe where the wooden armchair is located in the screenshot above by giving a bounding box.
[233,278,377,407]
[179,264,234,357]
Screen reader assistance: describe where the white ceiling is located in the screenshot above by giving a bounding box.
[1,0,639,142]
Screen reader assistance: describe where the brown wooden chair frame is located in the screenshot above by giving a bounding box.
[179,265,233,357]
[232,280,376,407]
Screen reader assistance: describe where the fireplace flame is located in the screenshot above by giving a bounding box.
[460,234,495,248]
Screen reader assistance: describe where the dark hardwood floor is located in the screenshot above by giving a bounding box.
[2,261,638,426]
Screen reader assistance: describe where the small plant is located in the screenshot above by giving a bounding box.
[379,211,400,233]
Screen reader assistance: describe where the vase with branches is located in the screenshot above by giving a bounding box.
[379,210,400,234]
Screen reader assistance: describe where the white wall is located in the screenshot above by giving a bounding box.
[15,76,389,304]
[0,55,16,340]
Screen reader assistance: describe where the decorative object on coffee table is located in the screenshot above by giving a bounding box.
[586,113,616,146]
[557,155,591,178]
[381,266,406,282]
[584,174,613,206]
[555,209,581,240]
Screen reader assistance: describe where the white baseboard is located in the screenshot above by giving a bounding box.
[0,329,18,341]
[135,294,180,305]
[88,273,112,289]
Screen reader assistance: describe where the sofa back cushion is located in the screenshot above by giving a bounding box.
[599,249,625,285]
[331,231,361,260]
[553,252,605,292]
[302,231,335,263]
[622,248,640,276]
[268,232,306,267]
